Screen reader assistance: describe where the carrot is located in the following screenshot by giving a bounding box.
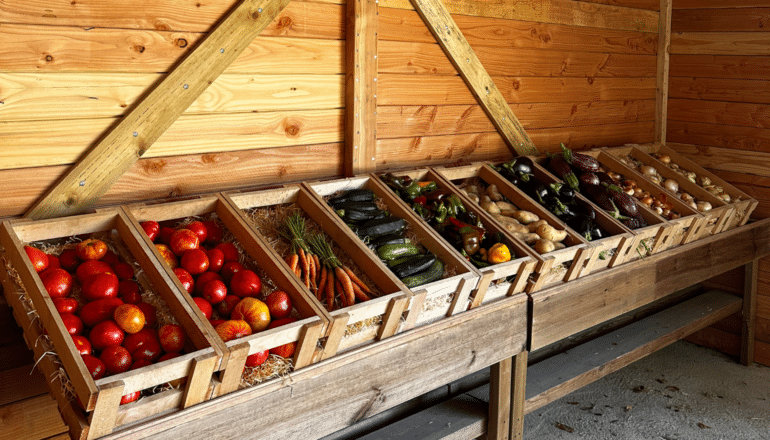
[342,265,372,294]
[298,247,309,278]
[351,282,371,302]
[325,269,335,310]
[336,266,355,307]
[317,265,328,300]
[336,278,349,308]
[310,253,319,286]
[287,253,299,275]
[306,252,316,289]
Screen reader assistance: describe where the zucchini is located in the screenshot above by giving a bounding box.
[401,259,444,288]
[356,216,405,239]
[392,254,436,279]
[377,243,421,261]
[329,189,375,207]
[338,207,381,223]
[370,233,409,249]
[334,202,380,212]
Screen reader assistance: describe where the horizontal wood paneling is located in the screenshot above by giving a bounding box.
[668,99,770,129]
[0,73,344,122]
[670,54,770,80]
[0,143,344,218]
[670,32,770,56]
[379,0,660,32]
[378,40,657,77]
[378,8,658,54]
[685,326,740,357]
[672,8,770,32]
[377,100,655,138]
[0,394,68,440]
[581,0,659,10]
[0,29,344,73]
[660,143,770,178]
[0,0,341,34]
[0,110,343,169]
[757,316,770,344]
[668,120,770,153]
[709,169,770,189]
[673,0,770,9]
[376,121,654,169]
[378,75,656,106]
[669,77,770,104]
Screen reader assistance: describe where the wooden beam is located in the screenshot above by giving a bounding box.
[408,0,538,157]
[670,32,770,56]
[655,0,672,144]
[743,260,759,366]
[509,351,527,440]
[345,0,378,175]
[23,0,292,220]
[488,358,512,440]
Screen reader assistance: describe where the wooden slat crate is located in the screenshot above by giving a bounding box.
[306,175,524,312]
[608,144,757,231]
[0,210,223,439]
[435,162,637,283]
[600,147,734,237]
[585,150,708,249]
[122,195,327,399]
[224,184,435,355]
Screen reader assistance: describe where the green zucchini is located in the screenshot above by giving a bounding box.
[370,233,409,250]
[392,254,436,279]
[356,216,405,239]
[329,189,375,207]
[377,243,421,261]
[401,259,444,288]
[338,207,381,223]
[334,202,380,212]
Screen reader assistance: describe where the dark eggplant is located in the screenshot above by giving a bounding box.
[585,185,615,211]
[579,172,600,187]
[548,156,580,191]
[596,172,615,186]
[512,157,533,175]
[561,144,600,173]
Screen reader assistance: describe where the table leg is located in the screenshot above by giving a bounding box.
[741,259,758,366]
[488,357,513,440]
[510,351,528,440]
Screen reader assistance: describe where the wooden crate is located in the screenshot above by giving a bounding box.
[122,195,327,398]
[225,184,436,355]
[569,152,704,253]
[307,175,536,312]
[603,146,734,237]
[435,162,638,283]
[0,210,223,439]
[608,144,757,231]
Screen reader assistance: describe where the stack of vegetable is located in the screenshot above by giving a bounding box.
[458,182,568,255]
[328,188,444,288]
[650,152,736,204]
[545,145,650,229]
[495,157,608,241]
[380,174,513,270]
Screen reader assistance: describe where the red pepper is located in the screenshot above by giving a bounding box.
[413,196,427,206]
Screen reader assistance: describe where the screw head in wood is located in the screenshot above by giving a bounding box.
[79,180,86,187]
[220,48,225,53]
[133,132,138,137]
[183,84,189,89]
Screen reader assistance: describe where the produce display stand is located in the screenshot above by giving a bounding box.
[0,210,225,439]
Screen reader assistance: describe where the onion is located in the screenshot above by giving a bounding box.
[622,179,637,188]
[663,179,679,193]
[680,193,694,203]
[696,201,713,212]
[640,165,657,176]
[640,196,653,206]
[657,154,671,165]
[634,188,645,198]
[624,187,635,195]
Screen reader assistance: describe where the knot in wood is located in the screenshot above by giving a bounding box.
[176,38,188,48]
[45,54,54,62]
[587,77,595,85]
[132,45,146,53]
[66,195,78,207]
[155,22,170,31]
[251,10,261,20]
[277,16,292,29]
[284,123,300,137]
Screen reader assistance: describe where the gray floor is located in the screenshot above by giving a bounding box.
[524,341,770,440]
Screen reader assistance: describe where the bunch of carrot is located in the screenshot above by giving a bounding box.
[282,213,372,310]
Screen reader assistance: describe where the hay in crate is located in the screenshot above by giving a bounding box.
[241,355,293,387]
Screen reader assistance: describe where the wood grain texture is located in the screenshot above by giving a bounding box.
[669,143,770,178]
[409,0,536,155]
[378,40,657,77]
[581,0,659,10]
[670,32,770,56]
[671,8,770,32]
[345,0,378,174]
[669,76,770,104]
[0,26,344,73]
[0,394,68,440]
[377,75,657,106]
[743,260,758,365]
[0,143,343,219]
[378,7,659,54]
[673,0,770,8]
[669,54,770,80]
[379,0,660,32]
[0,0,341,35]
[667,98,770,129]
[655,0,672,144]
[24,0,294,219]
[375,122,654,169]
[0,73,344,122]
[0,109,343,170]
[0,364,48,408]
[376,101,656,138]
[667,120,770,153]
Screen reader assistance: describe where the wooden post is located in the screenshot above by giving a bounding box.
[488,358,513,440]
[741,260,758,366]
[346,0,379,175]
[409,0,537,157]
[24,0,293,220]
[509,351,528,440]
[655,0,672,144]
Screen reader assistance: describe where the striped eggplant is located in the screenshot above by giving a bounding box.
[561,144,600,172]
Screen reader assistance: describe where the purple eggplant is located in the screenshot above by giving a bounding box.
[561,144,600,172]
[548,156,580,191]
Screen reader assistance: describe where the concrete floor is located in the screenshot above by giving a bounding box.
[524,341,770,440]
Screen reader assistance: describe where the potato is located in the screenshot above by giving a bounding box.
[492,213,520,225]
[553,242,566,250]
[511,210,539,224]
[486,184,503,201]
[504,223,529,235]
[465,185,481,194]
[513,232,540,245]
[535,224,568,242]
[527,219,548,232]
[533,239,555,254]
[480,200,501,215]
[480,195,492,204]
[495,201,518,216]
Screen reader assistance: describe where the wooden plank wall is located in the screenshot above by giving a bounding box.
[667,0,770,366]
